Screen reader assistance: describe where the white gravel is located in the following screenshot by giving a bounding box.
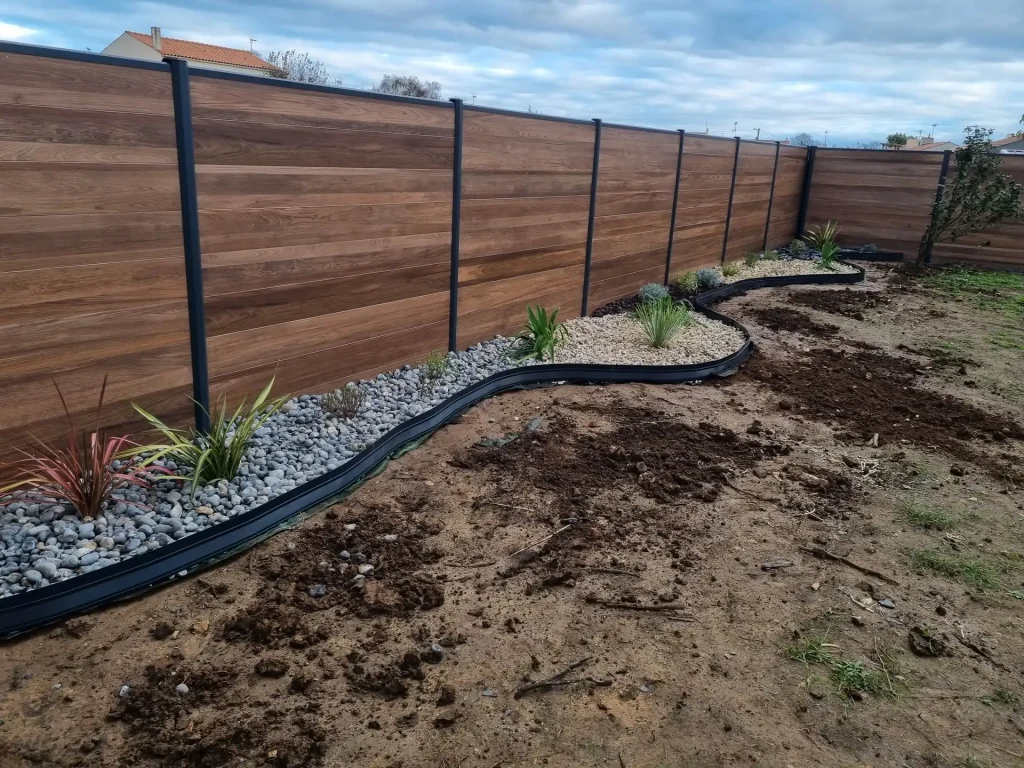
[720,259,858,284]
[555,313,746,366]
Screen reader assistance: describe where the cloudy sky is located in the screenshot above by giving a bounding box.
[2,0,1023,145]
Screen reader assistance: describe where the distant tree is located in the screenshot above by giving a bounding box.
[260,50,331,85]
[886,132,910,148]
[1017,113,1023,137]
[790,132,816,147]
[917,126,1024,265]
[857,140,884,149]
[372,74,442,100]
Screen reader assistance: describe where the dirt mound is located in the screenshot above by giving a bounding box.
[221,504,444,648]
[787,288,891,320]
[111,663,328,767]
[747,307,839,338]
[451,404,791,576]
[456,406,789,508]
[743,347,1023,482]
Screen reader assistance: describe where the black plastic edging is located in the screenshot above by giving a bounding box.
[581,119,602,317]
[664,130,686,285]
[166,58,211,432]
[839,249,904,263]
[0,268,865,640]
[924,149,953,265]
[697,260,865,304]
[762,142,781,252]
[795,146,816,237]
[720,137,741,265]
[448,98,464,352]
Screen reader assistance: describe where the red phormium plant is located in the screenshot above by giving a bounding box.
[0,376,172,518]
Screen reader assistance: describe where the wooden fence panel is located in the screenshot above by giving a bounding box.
[589,127,677,309]
[724,141,776,263]
[806,149,943,255]
[457,112,592,346]
[0,52,191,458]
[668,135,736,279]
[766,145,808,249]
[931,155,1024,268]
[190,75,454,402]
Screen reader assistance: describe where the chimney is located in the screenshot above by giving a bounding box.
[151,26,162,52]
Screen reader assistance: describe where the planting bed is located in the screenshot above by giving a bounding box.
[2,262,1023,768]
[1,260,857,634]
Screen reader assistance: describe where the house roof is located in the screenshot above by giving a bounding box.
[126,31,276,72]
[903,141,959,152]
[992,135,1024,147]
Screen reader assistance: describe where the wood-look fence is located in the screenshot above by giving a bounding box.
[1,41,1022,457]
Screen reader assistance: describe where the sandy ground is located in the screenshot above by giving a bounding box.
[1,263,1023,768]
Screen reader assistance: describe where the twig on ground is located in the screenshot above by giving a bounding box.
[954,633,1007,671]
[477,500,536,513]
[447,561,497,568]
[799,546,899,585]
[723,477,782,504]
[509,524,573,557]
[993,747,1024,760]
[513,656,593,698]
[586,567,641,577]
[598,602,700,622]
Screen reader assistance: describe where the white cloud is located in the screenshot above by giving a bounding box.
[0,20,39,40]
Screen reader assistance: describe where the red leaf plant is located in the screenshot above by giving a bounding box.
[0,376,174,518]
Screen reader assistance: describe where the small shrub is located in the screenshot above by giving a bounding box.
[321,383,367,419]
[638,282,670,303]
[804,220,841,249]
[831,660,879,698]
[722,262,742,278]
[763,249,781,261]
[635,297,692,348]
[1,376,173,518]
[817,240,841,271]
[420,349,449,393]
[695,268,723,290]
[789,239,808,257]
[897,500,958,530]
[785,636,835,665]
[514,305,567,362]
[743,252,760,268]
[134,377,286,487]
[909,549,999,591]
[675,271,699,294]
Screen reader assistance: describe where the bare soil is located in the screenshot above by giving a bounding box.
[2,263,1023,768]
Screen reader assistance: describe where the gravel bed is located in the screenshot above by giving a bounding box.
[720,259,858,284]
[0,338,522,598]
[555,313,746,366]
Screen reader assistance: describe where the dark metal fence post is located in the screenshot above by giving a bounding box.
[761,141,781,252]
[924,149,953,265]
[581,118,602,316]
[720,137,741,265]
[664,130,685,285]
[795,145,816,238]
[165,57,210,433]
[448,98,464,352]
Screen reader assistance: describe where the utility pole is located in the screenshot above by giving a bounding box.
[931,122,937,138]
[824,130,828,147]
[754,127,761,140]
[733,121,738,133]
[249,37,257,52]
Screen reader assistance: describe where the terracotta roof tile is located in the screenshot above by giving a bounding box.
[127,31,276,72]
[992,135,1024,147]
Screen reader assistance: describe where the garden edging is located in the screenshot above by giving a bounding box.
[0,262,865,640]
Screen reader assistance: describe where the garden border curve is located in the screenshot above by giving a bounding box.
[0,263,865,640]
